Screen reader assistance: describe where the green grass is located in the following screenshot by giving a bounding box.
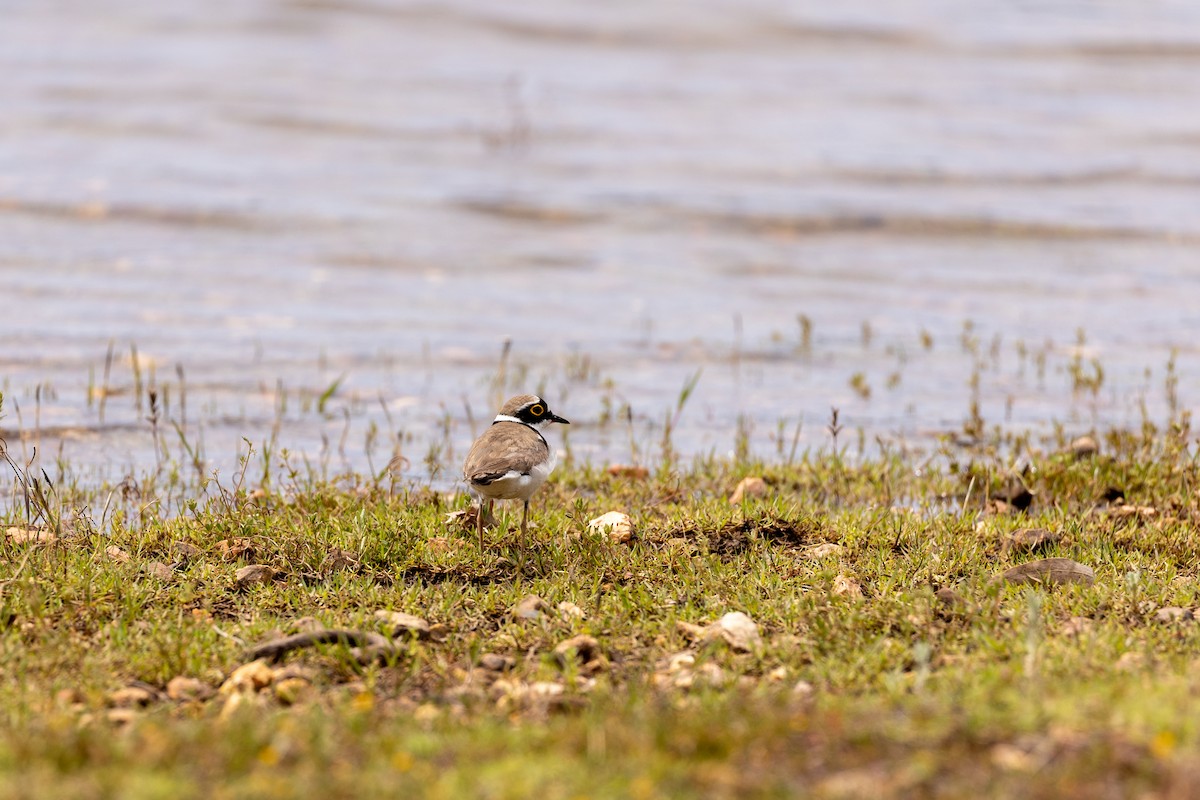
[4,427,1200,798]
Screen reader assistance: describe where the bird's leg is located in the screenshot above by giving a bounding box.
[521,499,530,549]
[476,499,484,550]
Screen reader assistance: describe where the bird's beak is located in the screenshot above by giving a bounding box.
[550,413,570,425]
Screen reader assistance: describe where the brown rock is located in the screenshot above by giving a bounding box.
[587,512,634,544]
[513,595,550,620]
[833,574,864,598]
[322,548,359,572]
[606,464,649,479]
[479,653,516,672]
[290,617,326,633]
[553,635,603,670]
[274,677,312,706]
[108,686,155,708]
[105,546,131,564]
[374,610,433,639]
[166,676,214,702]
[1004,528,1060,553]
[1111,504,1157,520]
[143,561,175,581]
[171,542,202,562]
[235,564,277,589]
[1068,435,1098,459]
[426,535,468,555]
[1114,651,1145,672]
[272,664,317,683]
[5,527,56,545]
[987,499,1013,515]
[935,587,966,612]
[677,612,762,653]
[217,538,255,562]
[106,708,139,726]
[557,601,587,621]
[729,476,768,504]
[1154,607,1194,624]
[1060,616,1094,637]
[806,543,843,559]
[220,659,275,695]
[713,612,761,652]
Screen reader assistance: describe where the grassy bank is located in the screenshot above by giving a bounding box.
[3,422,1200,798]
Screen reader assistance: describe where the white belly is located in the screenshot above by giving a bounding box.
[472,450,555,502]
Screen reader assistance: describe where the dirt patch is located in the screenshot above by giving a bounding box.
[398,563,519,587]
[686,516,826,556]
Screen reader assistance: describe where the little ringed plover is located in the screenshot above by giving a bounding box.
[463,394,570,548]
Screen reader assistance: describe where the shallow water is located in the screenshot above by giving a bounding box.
[3,0,1200,489]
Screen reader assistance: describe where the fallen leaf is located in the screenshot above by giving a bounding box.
[995,558,1094,587]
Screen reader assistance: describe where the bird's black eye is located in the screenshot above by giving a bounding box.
[529,404,545,416]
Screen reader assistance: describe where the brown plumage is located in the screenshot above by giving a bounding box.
[463,394,569,548]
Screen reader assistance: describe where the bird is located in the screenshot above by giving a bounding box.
[462,394,570,549]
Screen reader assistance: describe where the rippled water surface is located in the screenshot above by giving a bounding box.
[3,0,1200,486]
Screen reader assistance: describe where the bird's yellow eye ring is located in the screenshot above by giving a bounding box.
[529,404,545,416]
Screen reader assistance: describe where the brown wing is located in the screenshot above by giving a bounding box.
[463,424,549,484]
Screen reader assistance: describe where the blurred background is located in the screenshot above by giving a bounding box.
[2,0,1199,487]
